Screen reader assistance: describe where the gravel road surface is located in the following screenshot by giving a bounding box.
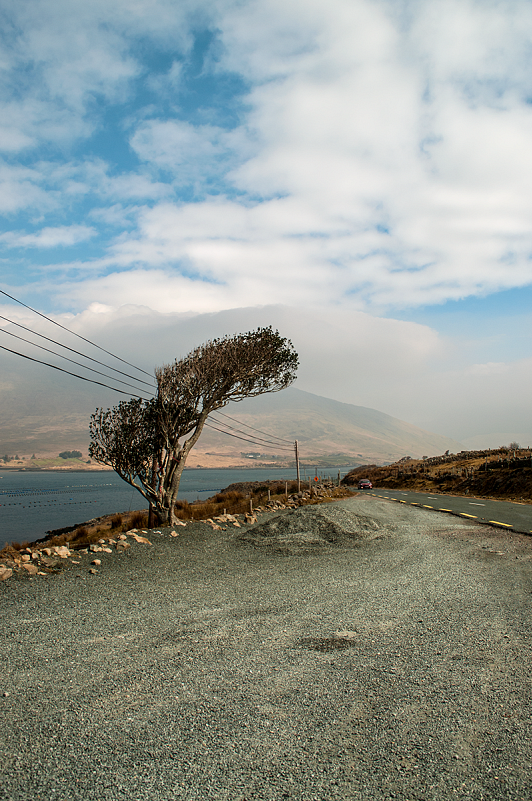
[1,495,531,801]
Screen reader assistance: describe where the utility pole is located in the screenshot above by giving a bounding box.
[295,440,301,492]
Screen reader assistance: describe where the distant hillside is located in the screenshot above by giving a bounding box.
[0,385,463,467]
[193,388,464,466]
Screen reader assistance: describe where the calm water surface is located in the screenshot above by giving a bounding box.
[0,466,353,548]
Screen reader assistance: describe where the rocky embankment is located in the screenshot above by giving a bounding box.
[344,448,532,502]
[0,482,346,581]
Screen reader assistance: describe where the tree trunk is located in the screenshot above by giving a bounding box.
[148,456,159,527]
[148,505,160,528]
[157,413,210,526]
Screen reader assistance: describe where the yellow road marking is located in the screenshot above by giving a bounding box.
[489,520,512,528]
[399,500,406,503]
[460,513,477,518]
[423,505,433,509]
[439,509,452,512]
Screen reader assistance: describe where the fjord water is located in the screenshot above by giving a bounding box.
[0,466,352,549]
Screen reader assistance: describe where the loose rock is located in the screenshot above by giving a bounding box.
[130,534,152,545]
[115,541,130,551]
[53,546,71,558]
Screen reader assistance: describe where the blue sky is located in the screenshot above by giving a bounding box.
[1,0,532,446]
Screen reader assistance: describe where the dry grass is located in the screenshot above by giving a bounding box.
[0,509,149,558]
[110,513,124,530]
[128,510,149,529]
[9,540,32,552]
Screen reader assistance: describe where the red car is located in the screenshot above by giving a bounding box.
[358,479,373,490]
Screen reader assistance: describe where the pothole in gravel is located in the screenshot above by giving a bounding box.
[238,505,384,552]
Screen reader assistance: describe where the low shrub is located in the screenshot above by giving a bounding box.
[110,513,123,530]
[10,540,31,551]
[128,510,149,529]
[210,490,245,504]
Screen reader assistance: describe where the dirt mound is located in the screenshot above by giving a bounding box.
[238,504,382,552]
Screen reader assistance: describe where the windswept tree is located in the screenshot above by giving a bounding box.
[89,327,298,526]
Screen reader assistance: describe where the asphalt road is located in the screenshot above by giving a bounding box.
[365,488,532,535]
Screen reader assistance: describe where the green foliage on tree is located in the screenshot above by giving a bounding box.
[58,450,83,459]
[89,327,298,526]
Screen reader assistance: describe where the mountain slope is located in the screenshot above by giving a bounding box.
[0,381,463,466]
[194,388,464,466]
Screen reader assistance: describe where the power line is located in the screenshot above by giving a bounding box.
[210,413,293,449]
[204,422,291,450]
[0,343,151,399]
[213,409,293,443]
[0,291,300,447]
[0,313,156,389]
[0,335,293,439]
[0,326,156,396]
[204,421,293,451]
[0,289,153,378]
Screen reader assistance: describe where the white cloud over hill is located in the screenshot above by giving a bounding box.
[1,0,531,447]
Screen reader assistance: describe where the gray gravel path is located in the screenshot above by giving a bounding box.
[1,495,532,800]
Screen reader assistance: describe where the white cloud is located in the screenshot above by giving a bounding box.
[2,0,532,447]
[0,125,34,153]
[32,0,530,313]
[0,0,202,150]
[0,156,172,219]
[130,119,242,187]
[88,204,140,228]
[0,161,55,213]
[0,225,95,248]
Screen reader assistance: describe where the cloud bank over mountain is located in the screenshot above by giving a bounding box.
[1,0,532,448]
[1,304,531,451]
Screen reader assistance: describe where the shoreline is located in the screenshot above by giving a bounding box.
[0,467,113,473]
[0,468,354,552]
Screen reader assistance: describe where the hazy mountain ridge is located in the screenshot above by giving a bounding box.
[194,388,463,465]
[0,385,463,465]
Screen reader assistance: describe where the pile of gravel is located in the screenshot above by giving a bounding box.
[238,503,384,552]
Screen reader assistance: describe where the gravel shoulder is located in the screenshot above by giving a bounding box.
[1,495,532,801]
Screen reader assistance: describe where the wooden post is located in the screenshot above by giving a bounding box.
[249,499,253,514]
[338,471,340,487]
[268,489,271,501]
[148,455,157,528]
[285,481,288,497]
[295,440,301,492]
